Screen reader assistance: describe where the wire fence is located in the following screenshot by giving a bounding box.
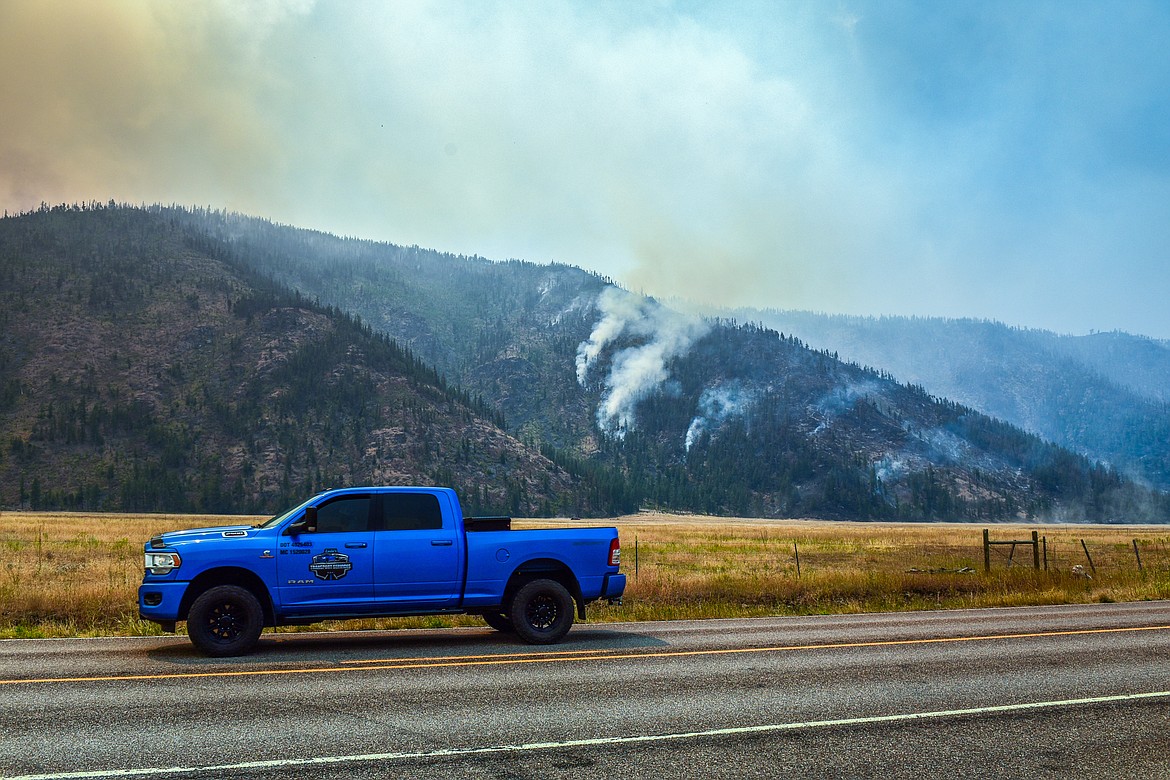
[619,522,1170,581]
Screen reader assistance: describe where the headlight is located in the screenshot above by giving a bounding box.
[145,552,181,575]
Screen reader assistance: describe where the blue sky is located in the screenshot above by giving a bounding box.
[3,0,1169,337]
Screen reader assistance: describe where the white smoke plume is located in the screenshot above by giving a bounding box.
[575,287,641,384]
[576,287,710,437]
[685,383,756,452]
[810,380,883,435]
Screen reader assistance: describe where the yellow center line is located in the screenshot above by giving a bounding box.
[340,648,627,665]
[1,624,1167,686]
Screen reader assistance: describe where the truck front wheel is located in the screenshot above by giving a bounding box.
[509,579,574,644]
[186,585,264,657]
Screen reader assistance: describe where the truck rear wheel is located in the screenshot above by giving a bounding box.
[186,585,264,657]
[509,579,574,644]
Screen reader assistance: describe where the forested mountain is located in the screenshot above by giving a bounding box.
[1,204,1166,520]
[130,205,1167,522]
[0,205,623,516]
[739,311,1170,491]
[163,207,609,452]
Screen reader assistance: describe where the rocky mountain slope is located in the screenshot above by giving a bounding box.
[741,310,1170,490]
[137,206,1170,522]
[0,205,610,516]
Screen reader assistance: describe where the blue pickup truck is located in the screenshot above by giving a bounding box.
[139,487,626,656]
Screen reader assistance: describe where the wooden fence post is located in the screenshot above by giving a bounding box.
[1081,539,1096,575]
[1133,539,1143,573]
[983,529,991,573]
[1031,530,1040,571]
[794,542,801,578]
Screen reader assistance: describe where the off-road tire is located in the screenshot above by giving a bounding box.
[481,611,513,632]
[186,585,264,657]
[509,578,574,644]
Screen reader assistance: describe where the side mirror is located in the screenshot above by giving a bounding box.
[289,506,318,535]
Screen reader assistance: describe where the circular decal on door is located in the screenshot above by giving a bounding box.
[309,548,353,580]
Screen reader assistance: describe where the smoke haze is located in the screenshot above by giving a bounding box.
[4,1,1170,337]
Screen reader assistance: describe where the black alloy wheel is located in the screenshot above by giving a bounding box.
[526,594,560,630]
[509,578,574,644]
[187,585,264,657]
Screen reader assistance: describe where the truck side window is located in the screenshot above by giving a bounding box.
[382,493,443,531]
[314,496,371,534]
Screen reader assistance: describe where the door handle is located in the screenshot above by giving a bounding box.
[430,539,454,546]
[344,542,368,549]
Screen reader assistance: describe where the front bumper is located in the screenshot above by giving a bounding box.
[137,581,189,624]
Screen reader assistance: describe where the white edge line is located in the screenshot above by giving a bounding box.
[7,690,1169,780]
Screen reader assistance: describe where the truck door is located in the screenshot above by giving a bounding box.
[278,493,375,612]
[373,491,462,610]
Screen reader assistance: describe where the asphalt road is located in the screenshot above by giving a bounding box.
[1,602,1168,779]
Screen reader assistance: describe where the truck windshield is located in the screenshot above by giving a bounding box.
[253,495,316,529]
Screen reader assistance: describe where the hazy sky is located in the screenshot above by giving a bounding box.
[3,0,1170,337]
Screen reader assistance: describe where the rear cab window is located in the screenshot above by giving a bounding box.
[379,492,443,531]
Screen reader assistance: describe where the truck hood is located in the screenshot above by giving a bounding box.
[154,525,259,547]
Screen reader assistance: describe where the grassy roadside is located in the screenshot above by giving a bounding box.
[586,514,1170,623]
[1,510,1168,639]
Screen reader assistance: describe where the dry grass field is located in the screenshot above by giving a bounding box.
[1,510,1168,639]
[582,513,1170,624]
